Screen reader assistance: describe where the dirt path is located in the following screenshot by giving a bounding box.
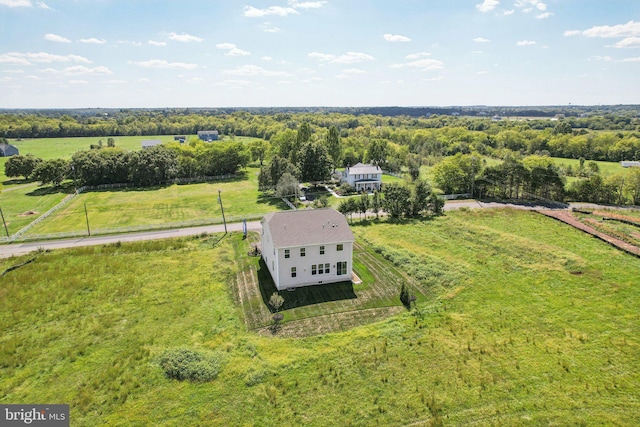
[538,210,640,257]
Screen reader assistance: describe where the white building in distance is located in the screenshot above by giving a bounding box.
[261,208,354,290]
[341,163,382,192]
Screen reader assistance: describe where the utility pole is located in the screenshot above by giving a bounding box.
[218,189,227,234]
[84,202,91,236]
[0,206,9,239]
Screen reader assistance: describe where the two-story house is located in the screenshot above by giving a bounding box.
[261,208,354,290]
[341,163,382,192]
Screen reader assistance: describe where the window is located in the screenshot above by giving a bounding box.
[300,247,306,257]
[312,264,317,275]
[284,249,290,259]
[337,261,347,275]
[318,264,324,274]
[337,244,343,251]
[325,263,330,274]
[320,246,325,255]
[291,267,296,278]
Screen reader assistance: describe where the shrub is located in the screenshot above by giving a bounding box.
[158,348,221,382]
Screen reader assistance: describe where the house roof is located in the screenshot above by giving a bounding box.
[0,143,18,155]
[346,162,381,175]
[141,139,162,147]
[262,208,354,248]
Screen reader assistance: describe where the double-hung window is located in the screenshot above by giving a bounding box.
[320,246,325,255]
[284,249,290,259]
[300,247,306,257]
[291,267,296,278]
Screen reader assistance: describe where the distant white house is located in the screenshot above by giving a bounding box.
[620,161,640,168]
[261,208,354,290]
[341,162,382,192]
[0,143,19,157]
[197,130,219,141]
[141,139,162,149]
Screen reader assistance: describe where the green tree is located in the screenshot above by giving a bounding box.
[32,158,70,186]
[431,153,478,195]
[248,139,270,166]
[382,183,411,218]
[358,192,370,220]
[337,197,359,222]
[325,125,342,171]
[370,189,382,219]
[298,141,331,183]
[258,156,298,190]
[407,153,422,181]
[366,139,388,166]
[275,172,299,199]
[411,179,432,217]
[268,292,285,312]
[4,154,42,180]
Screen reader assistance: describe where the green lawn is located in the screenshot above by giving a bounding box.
[551,157,631,177]
[2,209,638,425]
[26,168,287,236]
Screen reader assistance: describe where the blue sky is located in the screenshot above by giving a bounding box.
[0,0,639,108]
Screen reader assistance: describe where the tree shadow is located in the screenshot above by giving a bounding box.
[26,182,76,196]
[256,258,357,312]
[2,178,32,186]
[256,193,289,209]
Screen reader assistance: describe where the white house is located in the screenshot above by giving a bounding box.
[141,139,162,149]
[261,208,354,290]
[620,161,640,168]
[341,163,382,192]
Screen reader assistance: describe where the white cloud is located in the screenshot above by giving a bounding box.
[503,9,515,15]
[308,51,374,64]
[516,40,536,46]
[68,80,88,84]
[422,76,444,81]
[61,65,112,75]
[262,56,273,61]
[476,0,499,13]
[0,52,91,65]
[620,56,640,62]
[588,56,613,61]
[405,52,431,59]
[168,32,203,43]
[384,34,411,42]
[516,0,546,11]
[582,20,640,38]
[222,64,291,77]
[148,40,167,47]
[118,40,143,47]
[288,0,326,9]
[3,69,24,73]
[536,12,553,19]
[340,68,366,74]
[473,37,490,43]
[613,37,640,48]
[260,22,282,33]
[471,50,484,54]
[390,58,444,71]
[40,66,112,76]
[216,43,251,56]
[137,78,150,83]
[131,59,198,70]
[216,79,253,89]
[103,79,127,84]
[44,33,71,43]
[0,0,32,7]
[186,77,204,84]
[36,1,51,9]
[563,30,581,37]
[79,38,106,45]
[477,70,489,74]
[243,5,298,17]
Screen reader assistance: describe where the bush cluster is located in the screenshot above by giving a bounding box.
[158,348,221,382]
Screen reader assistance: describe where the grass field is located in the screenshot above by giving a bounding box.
[1,209,638,425]
[26,168,287,236]
[7,135,261,160]
[551,157,631,177]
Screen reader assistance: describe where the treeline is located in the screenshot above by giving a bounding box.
[4,141,248,187]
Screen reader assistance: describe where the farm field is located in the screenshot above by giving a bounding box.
[7,135,261,160]
[1,209,638,426]
[26,168,287,237]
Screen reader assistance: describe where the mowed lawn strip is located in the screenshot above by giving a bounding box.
[1,209,639,425]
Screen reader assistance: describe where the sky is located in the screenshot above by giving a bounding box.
[0,0,639,108]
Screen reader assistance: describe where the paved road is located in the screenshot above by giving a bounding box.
[0,221,262,259]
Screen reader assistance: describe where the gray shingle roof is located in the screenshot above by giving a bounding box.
[346,163,381,175]
[263,208,354,248]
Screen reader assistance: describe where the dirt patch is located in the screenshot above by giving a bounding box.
[18,210,39,217]
[539,210,640,258]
